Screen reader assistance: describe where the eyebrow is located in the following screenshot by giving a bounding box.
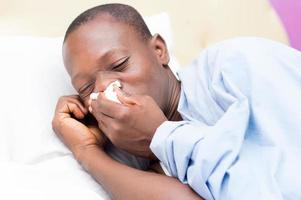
[96,48,129,66]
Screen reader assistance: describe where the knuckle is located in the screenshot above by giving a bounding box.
[58,96,68,104]
[59,95,68,100]
[112,123,121,133]
[59,95,77,102]
[144,95,152,102]
[118,109,129,120]
[51,118,56,129]
[51,118,61,132]
[136,95,148,104]
[97,121,103,130]
[134,95,142,101]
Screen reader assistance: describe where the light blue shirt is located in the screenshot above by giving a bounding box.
[150,37,301,200]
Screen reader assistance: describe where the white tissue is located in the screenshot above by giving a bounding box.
[103,80,121,103]
[90,92,99,100]
[89,80,121,103]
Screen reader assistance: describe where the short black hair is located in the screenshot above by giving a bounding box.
[64,3,152,43]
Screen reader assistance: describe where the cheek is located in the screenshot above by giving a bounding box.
[119,66,161,98]
[118,51,161,95]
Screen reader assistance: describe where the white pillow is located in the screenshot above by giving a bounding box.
[0,13,179,199]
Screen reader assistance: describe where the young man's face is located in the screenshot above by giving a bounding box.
[63,14,170,111]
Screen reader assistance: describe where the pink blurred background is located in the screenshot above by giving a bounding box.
[270,0,301,51]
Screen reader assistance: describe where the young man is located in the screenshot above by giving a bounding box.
[52,3,301,200]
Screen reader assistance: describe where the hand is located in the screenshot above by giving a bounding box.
[52,95,108,160]
[90,87,167,158]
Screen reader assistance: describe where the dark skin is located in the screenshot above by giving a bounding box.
[52,13,202,200]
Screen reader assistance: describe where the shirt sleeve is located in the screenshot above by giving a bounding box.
[150,96,250,200]
[151,37,301,199]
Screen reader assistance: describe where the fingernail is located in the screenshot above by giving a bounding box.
[89,106,92,113]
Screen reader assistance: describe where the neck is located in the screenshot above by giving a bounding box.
[165,69,182,121]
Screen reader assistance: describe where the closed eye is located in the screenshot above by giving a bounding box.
[79,82,95,99]
[111,57,129,71]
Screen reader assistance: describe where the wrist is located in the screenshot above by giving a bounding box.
[76,145,112,172]
[74,144,103,164]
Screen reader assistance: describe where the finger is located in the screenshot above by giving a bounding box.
[68,96,88,115]
[114,86,138,105]
[91,93,127,118]
[59,95,88,115]
[88,98,93,113]
[88,98,92,107]
[94,112,115,137]
[59,102,86,119]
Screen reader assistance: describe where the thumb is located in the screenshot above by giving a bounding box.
[114,86,137,105]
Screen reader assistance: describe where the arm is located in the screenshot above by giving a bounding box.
[77,146,202,200]
[52,95,202,200]
[150,109,249,200]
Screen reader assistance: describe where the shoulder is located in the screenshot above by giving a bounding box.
[182,37,289,73]
[206,37,287,54]
[193,37,289,64]
[178,37,287,91]
[178,37,293,81]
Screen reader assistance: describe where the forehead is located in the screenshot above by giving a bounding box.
[63,14,143,77]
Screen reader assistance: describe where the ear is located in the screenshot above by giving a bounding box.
[149,33,170,67]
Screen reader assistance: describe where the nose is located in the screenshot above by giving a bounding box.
[93,72,120,93]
